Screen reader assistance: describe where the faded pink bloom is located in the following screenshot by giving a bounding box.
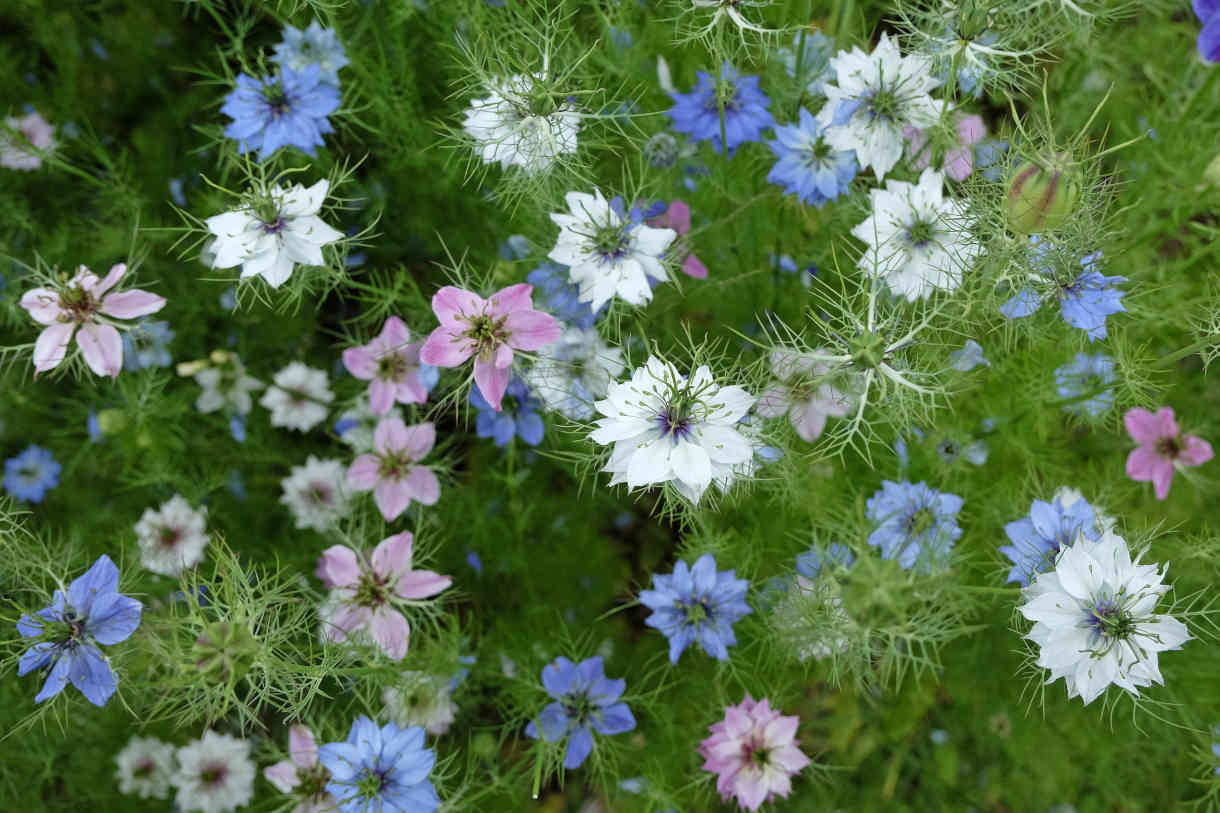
[755,349,851,442]
[419,283,561,411]
[1124,406,1213,500]
[315,532,452,661]
[699,694,811,811]
[20,263,166,378]
[1,111,55,170]
[903,114,987,182]
[342,316,427,415]
[263,725,338,813]
[347,418,440,521]
[650,200,708,279]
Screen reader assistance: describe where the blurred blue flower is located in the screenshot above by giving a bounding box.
[219,287,238,311]
[221,65,340,159]
[795,543,855,579]
[466,550,483,573]
[470,376,544,446]
[866,480,963,571]
[226,469,248,500]
[1000,238,1126,341]
[1000,494,1103,586]
[975,138,1009,181]
[778,31,836,95]
[87,412,102,442]
[526,261,601,328]
[318,716,439,813]
[525,656,635,769]
[608,26,633,50]
[1054,353,1116,418]
[4,445,60,502]
[766,107,857,208]
[639,553,752,664]
[949,339,990,371]
[499,234,532,260]
[272,21,349,87]
[122,320,174,371]
[168,177,187,207]
[668,64,774,154]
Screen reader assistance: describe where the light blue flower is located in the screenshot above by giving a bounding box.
[1000,238,1126,341]
[469,376,544,446]
[272,21,350,87]
[949,339,989,371]
[777,31,836,96]
[866,480,963,571]
[639,553,752,663]
[221,65,340,159]
[4,445,60,502]
[795,543,855,579]
[1000,495,1103,586]
[122,319,174,371]
[318,716,439,813]
[766,107,857,208]
[525,656,635,769]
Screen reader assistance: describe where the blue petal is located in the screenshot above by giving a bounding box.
[594,702,636,735]
[541,657,577,696]
[999,288,1041,319]
[87,591,142,645]
[18,642,55,676]
[34,652,71,703]
[563,726,594,769]
[69,645,118,706]
[68,555,120,619]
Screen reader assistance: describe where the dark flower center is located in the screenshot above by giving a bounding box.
[355,768,390,798]
[561,690,597,725]
[354,571,391,609]
[264,83,291,116]
[656,404,694,441]
[307,484,332,506]
[905,506,936,537]
[159,526,182,548]
[866,88,900,122]
[592,223,631,260]
[906,219,936,248]
[463,314,508,360]
[261,217,287,235]
[377,451,414,481]
[133,760,156,778]
[683,599,710,626]
[200,763,228,787]
[806,139,832,165]
[57,284,98,323]
[377,353,408,380]
[1086,598,1136,642]
[1156,437,1180,459]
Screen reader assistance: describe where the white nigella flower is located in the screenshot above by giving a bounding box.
[589,356,755,504]
[335,395,403,453]
[204,179,344,289]
[818,32,943,181]
[524,326,625,420]
[382,671,458,736]
[171,730,256,813]
[194,355,263,415]
[462,72,581,174]
[280,455,351,531]
[688,0,776,39]
[259,361,334,431]
[1019,530,1190,706]
[851,167,981,301]
[548,189,677,310]
[134,494,210,577]
[115,736,176,800]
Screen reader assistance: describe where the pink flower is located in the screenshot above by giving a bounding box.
[315,532,452,661]
[418,283,561,411]
[649,200,708,279]
[755,349,851,442]
[1124,406,1213,500]
[903,114,987,182]
[342,316,428,414]
[1,111,55,170]
[263,725,337,813]
[346,418,441,522]
[20,263,166,378]
[699,694,811,811]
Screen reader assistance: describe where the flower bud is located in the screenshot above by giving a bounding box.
[96,408,128,436]
[1004,154,1081,235]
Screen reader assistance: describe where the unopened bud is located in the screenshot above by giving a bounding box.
[95,408,128,436]
[1005,153,1081,235]
[177,359,209,377]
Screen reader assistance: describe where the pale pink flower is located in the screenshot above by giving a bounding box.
[418,283,561,411]
[315,532,452,661]
[1124,406,1213,500]
[903,113,986,182]
[699,694,811,811]
[1,111,55,170]
[263,725,337,813]
[346,418,440,521]
[20,263,166,378]
[649,200,708,279]
[342,316,427,414]
[755,349,851,442]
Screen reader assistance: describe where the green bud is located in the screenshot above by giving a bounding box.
[96,408,128,436]
[192,620,258,681]
[1004,154,1081,235]
[472,732,498,759]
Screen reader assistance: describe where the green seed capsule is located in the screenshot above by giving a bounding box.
[1004,155,1081,235]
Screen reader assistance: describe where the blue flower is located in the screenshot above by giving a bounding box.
[866,480,964,571]
[668,64,774,154]
[229,413,247,443]
[766,107,857,208]
[4,445,60,502]
[1054,353,1116,418]
[778,31,836,96]
[318,716,439,813]
[272,21,350,87]
[122,319,174,371]
[638,553,752,664]
[1195,0,1220,62]
[525,656,635,769]
[999,495,1103,586]
[469,376,544,446]
[949,339,990,371]
[17,554,142,706]
[795,543,855,579]
[975,138,1008,181]
[1000,238,1126,341]
[526,261,601,328]
[221,65,340,159]
[499,233,533,260]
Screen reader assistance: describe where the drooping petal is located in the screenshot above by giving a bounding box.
[504,309,563,352]
[431,286,485,328]
[67,555,120,618]
[85,591,142,645]
[262,761,300,793]
[563,726,595,769]
[20,288,65,325]
[373,477,414,521]
[473,357,510,411]
[402,422,436,460]
[346,455,381,491]
[76,322,124,378]
[368,606,410,660]
[98,289,166,319]
[316,545,362,588]
[404,466,441,506]
[374,417,410,455]
[342,346,377,380]
[488,282,535,316]
[419,328,474,367]
[32,322,76,373]
[68,645,119,706]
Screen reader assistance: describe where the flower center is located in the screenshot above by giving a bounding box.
[709,79,740,112]
[463,314,507,360]
[377,451,413,481]
[261,217,287,235]
[1086,598,1136,643]
[561,690,597,725]
[806,139,832,165]
[353,572,391,609]
[866,88,900,122]
[200,763,228,787]
[57,284,98,323]
[376,353,408,381]
[656,401,695,441]
[1156,437,1180,459]
[906,219,936,248]
[133,760,156,778]
[264,83,290,116]
[355,769,389,799]
[905,506,936,537]
[592,223,631,261]
[159,525,182,549]
[683,600,710,626]
[307,484,332,506]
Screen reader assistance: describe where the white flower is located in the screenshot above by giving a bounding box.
[524,326,625,420]
[204,179,344,289]
[589,356,755,503]
[382,672,458,736]
[115,736,176,799]
[171,730,256,813]
[462,73,581,174]
[134,495,210,577]
[1019,530,1190,706]
[335,395,403,453]
[194,356,263,415]
[259,362,334,431]
[280,456,351,531]
[851,167,981,301]
[818,32,943,180]
[689,0,776,38]
[548,189,677,310]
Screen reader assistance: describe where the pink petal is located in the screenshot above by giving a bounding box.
[396,568,451,599]
[792,401,829,442]
[324,604,371,641]
[316,545,361,588]
[20,288,65,325]
[1124,407,1165,444]
[32,322,75,373]
[944,147,973,182]
[473,357,510,411]
[396,370,428,405]
[956,114,986,145]
[419,328,474,367]
[493,342,514,368]
[371,532,415,581]
[682,253,709,279]
[342,346,376,380]
[504,309,562,351]
[368,377,395,415]
[289,725,318,768]
[1126,445,1171,490]
[664,200,692,234]
[374,417,409,455]
[87,263,127,298]
[431,286,485,329]
[369,606,410,660]
[488,282,535,316]
[755,386,791,418]
[263,761,300,793]
[1152,461,1175,500]
[380,315,410,346]
[404,465,440,506]
[1179,435,1214,466]
[1154,406,1180,438]
[374,477,413,521]
[98,289,165,319]
[402,422,436,460]
[76,322,123,378]
[347,454,381,491]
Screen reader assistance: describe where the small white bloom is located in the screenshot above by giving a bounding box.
[260,362,334,431]
[689,0,776,38]
[204,179,344,289]
[335,395,403,453]
[524,326,625,420]
[134,495,210,576]
[382,671,458,736]
[115,736,176,799]
[280,455,351,531]
[462,73,581,174]
[194,356,263,415]
[851,167,981,301]
[1019,530,1190,705]
[548,189,677,311]
[818,32,943,180]
[589,356,755,504]
[171,730,256,813]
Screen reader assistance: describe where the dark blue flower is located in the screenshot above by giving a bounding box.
[17,554,142,706]
[766,107,857,208]
[469,376,544,446]
[999,494,1103,586]
[866,480,963,571]
[221,64,340,159]
[638,553,752,664]
[1195,0,1220,61]
[525,656,635,769]
[1054,353,1116,418]
[526,262,602,328]
[1000,238,1125,341]
[4,445,60,502]
[318,715,439,813]
[122,319,174,371]
[795,543,854,579]
[668,64,774,154]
